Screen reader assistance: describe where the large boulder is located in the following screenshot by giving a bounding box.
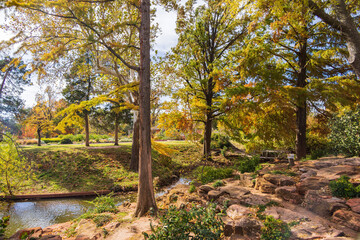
[239,193,272,206]
[255,178,277,194]
[233,217,261,238]
[219,186,251,199]
[302,191,348,217]
[275,186,303,204]
[233,173,255,188]
[300,169,317,180]
[263,174,296,186]
[263,207,307,222]
[296,177,329,195]
[207,190,225,200]
[226,204,251,220]
[332,209,360,232]
[316,165,358,181]
[346,198,360,214]
[291,221,338,240]
[198,185,214,194]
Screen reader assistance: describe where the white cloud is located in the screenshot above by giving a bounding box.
[153,6,178,56]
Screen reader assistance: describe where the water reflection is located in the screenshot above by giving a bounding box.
[0,195,132,237]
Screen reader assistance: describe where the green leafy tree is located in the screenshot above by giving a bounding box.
[62,53,96,146]
[3,0,157,217]
[169,0,248,160]
[0,57,31,134]
[330,107,360,156]
[225,0,353,160]
[0,133,32,195]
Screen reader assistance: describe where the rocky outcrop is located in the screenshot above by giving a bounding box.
[275,186,303,204]
[302,191,349,217]
[296,177,329,195]
[332,210,360,232]
[8,227,63,240]
[346,198,360,214]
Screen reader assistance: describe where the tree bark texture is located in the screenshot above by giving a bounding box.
[309,0,360,79]
[130,114,140,172]
[203,77,214,161]
[37,127,41,146]
[84,112,90,147]
[134,0,157,217]
[114,114,119,146]
[295,40,308,161]
[203,115,212,161]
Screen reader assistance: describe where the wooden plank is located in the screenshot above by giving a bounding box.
[0,190,112,201]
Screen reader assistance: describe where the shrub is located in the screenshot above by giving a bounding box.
[261,215,291,240]
[88,194,118,213]
[60,138,73,144]
[93,214,113,227]
[144,204,224,240]
[0,216,10,238]
[0,134,33,195]
[71,134,85,142]
[306,134,330,160]
[199,133,231,150]
[329,108,360,156]
[235,155,260,173]
[16,139,38,145]
[329,175,359,198]
[212,180,224,188]
[195,166,233,184]
[189,182,196,193]
[43,138,61,144]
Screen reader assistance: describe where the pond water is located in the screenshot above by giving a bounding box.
[0,195,134,238]
[0,178,190,237]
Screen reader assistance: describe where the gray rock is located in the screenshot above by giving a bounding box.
[263,174,296,186]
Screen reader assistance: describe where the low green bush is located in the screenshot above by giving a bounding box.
[189,182,196,193]
[307,134,330,160]
[60,138,73,144]
[93,214,113,227]
[43,138,61,143]
[195,166,233,184]
[235,155,260,173]
[88,194,118,214]
[329,108,360,157]
[199,133,231,150]
[212,180,224,188]
[329,175,360,198]
[261,215,291,240]
[0,216,10,238]
[144,204,224,240]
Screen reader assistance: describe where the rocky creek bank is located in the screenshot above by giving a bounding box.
[6,157,360,240]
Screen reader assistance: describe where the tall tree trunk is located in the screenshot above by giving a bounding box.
[203,77,213,161]
[84,112,90,147]
[37,127,41,146]
[295,40,308,162]
[135,0,157,217]
[130,113,139,172]
[309,0,360,79]
[114,114,119,146]
[203,114,212,161]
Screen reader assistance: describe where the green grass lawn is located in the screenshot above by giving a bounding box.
[7,141,210,195]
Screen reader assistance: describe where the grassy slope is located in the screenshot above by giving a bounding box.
[10,141,208,195]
